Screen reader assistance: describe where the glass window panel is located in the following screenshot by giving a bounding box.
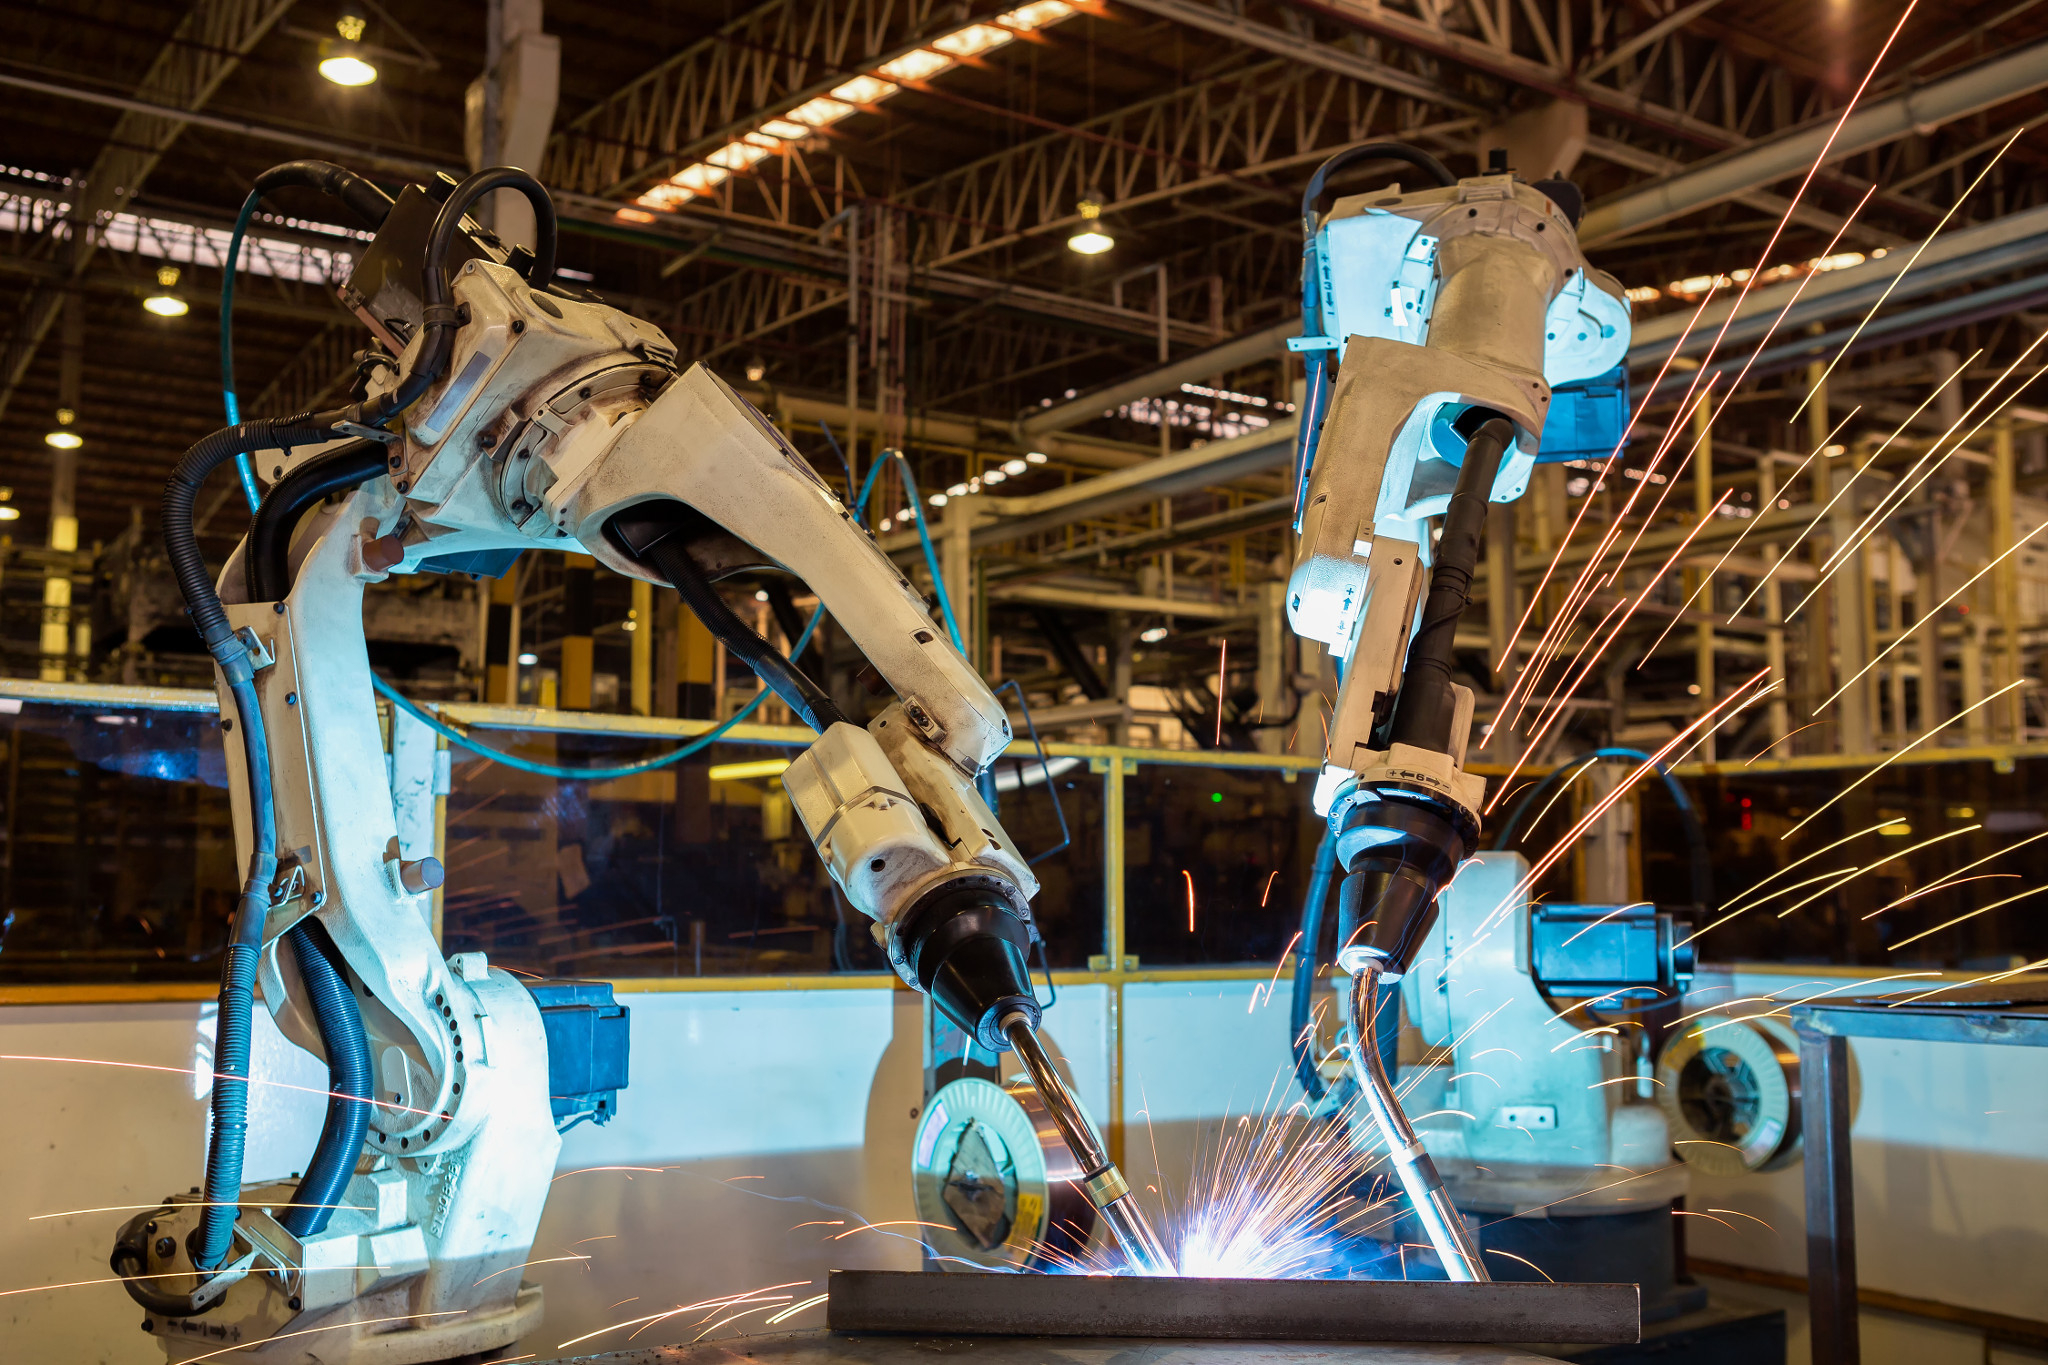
[1123,763,1319,966]
[440,732,1107,978]
[985,753,1104,969]
[1639,758,2048,967]
[0,698,233,984]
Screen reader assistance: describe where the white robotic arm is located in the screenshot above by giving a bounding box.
[117,161,1163,1362]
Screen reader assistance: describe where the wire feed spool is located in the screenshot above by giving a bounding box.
[911,1076,1093,1270]
[1656,1014,1802,1176]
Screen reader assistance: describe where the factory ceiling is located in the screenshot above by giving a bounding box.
[2,0,2045,555]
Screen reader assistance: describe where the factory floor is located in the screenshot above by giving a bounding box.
[1682,1273,2048,1365]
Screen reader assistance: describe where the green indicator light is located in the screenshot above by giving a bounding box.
[1211,792,1223,803]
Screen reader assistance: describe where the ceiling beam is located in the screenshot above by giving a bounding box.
[0,0,298,423]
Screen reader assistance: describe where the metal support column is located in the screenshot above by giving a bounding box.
[40,293,83,682]
[1758,453,1790,745]
[1830,450,1874,754]
[1255,581,1289,754]
[942,493,978,665]
[1692,392,1717,760]
[630,577,653,716]
[1799,1025,1859,1365]
[1992,419,2022,741]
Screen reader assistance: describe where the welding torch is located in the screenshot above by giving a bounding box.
[1318,415,1518,1284]
[1000,1008,1174,1275]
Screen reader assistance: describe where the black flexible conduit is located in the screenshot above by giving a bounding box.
[1387,417,1515,755]
[347,166,558,432]
[643,535,849,733]
[1300,141,1457,226]
[277,918,373,1239]
[247,441,387,602]
[1290,831,1341,1103]
[162,417,338,1276]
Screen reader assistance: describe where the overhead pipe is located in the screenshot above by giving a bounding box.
[1014,318,1301,440]
[1627,200,2048,367]
[1580,41,2048,246]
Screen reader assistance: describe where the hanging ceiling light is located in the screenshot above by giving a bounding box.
[44,407,81,451]
[319,11,379,86]
[1067,190,1114,255]
[0,486,16,522]
[143,264,188,317]
[744,356,768,383]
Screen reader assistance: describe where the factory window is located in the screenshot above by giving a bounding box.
[1121,763,1321,967]
[0,697,234,985]
[1641,761,2048,967]
[441,738,879,978]
[438,736,1106,978]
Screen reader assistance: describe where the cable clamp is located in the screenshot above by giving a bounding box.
[187,1246,256,1311]
[334,420,401,446]
[269,858,308,909]
[234,626,276,674]
[420,303,464,328]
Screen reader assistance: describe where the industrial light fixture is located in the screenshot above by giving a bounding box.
[1025,451,1047,463]
[44,407,81,450]
[744,356,768,383]
[516,651,539,666]
[1067,190,1114,255]
[1140,625,1169,644]
[0,487,15,523]
[631,2,1081,216]
[143,265,188,317]
[318,11,379,86]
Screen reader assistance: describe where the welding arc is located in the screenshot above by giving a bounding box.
[1000,1014,1173,1275]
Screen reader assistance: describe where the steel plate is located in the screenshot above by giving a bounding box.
[825,1270,1639,1345]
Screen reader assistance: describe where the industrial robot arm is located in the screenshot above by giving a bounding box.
[119,162,1163,1363]
[1283,145,1630,1280]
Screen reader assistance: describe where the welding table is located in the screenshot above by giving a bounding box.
[1791,980,2048,1365]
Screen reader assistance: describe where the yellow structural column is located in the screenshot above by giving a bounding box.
[630,578,653,716]
[1692,391,1716,761]
[1992,419,2021,740]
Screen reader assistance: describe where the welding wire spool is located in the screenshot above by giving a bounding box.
[1655,1014,1805,1176]
[911,1077,1093,1271]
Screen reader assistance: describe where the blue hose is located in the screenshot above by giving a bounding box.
[220,191,264,513]
[195,675,278,1272]
[823,425,963,655]
[370,599,820,782]
[278,918,371,1239]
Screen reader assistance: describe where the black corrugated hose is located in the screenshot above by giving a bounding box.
[276,919,373,1239]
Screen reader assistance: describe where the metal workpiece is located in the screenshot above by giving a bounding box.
[824,1272,1640,1345]
[1345,964,1490,1283]
[552,1329,1576,1365]
[1000,1013,1174,1275]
